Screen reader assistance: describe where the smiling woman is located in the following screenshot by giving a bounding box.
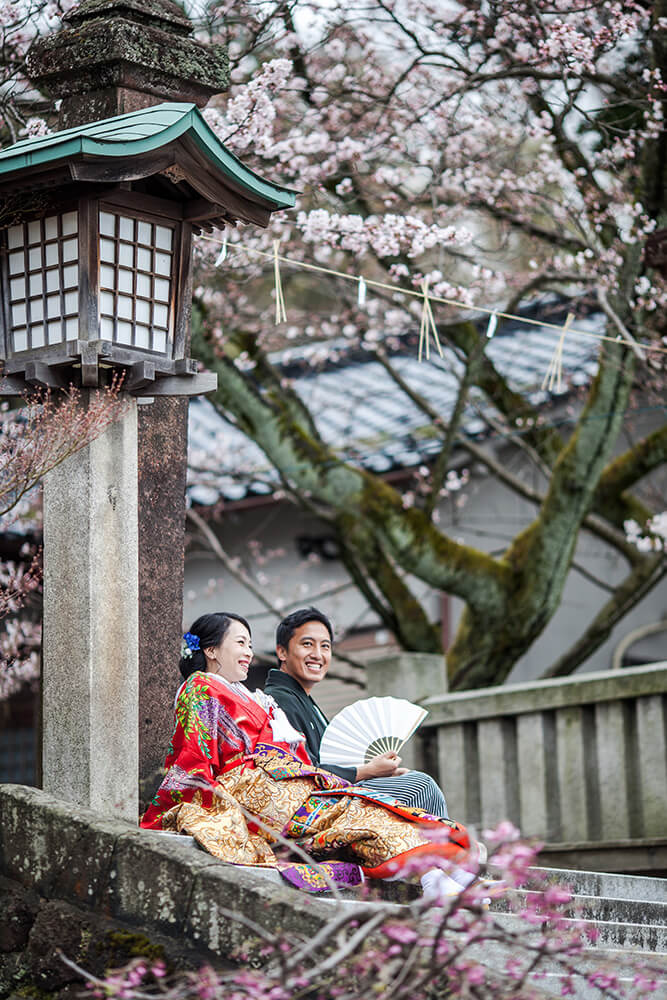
[177,612,252,683]
[202,616,253,683]
[140,612,479,894]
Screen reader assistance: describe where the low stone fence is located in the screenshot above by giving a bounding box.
[416,663,667,872]
[0,784,334,995]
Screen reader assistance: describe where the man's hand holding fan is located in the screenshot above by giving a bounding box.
[319,697,428,779]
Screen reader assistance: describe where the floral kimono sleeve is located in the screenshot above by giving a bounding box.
[140,672,256,828]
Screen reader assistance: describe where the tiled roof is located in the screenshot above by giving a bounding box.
[187,309,604,505]
[0,103,296,208]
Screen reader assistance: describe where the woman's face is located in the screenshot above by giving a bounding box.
[206,620,253,683]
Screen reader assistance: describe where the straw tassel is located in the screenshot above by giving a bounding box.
[215,233,228,266]
[418,277,443,362]
[541,312,575,392]
[273,240,287,324]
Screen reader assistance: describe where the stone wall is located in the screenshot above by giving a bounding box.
[0,784,333,998]
[417,662,667,872]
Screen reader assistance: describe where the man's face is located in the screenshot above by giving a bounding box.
[277,621,332,693]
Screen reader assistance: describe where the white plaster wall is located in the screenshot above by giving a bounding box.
[184,500,390,659]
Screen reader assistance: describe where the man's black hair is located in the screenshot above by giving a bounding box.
[276,607,334,650]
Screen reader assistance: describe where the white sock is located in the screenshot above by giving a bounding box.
[421,867,475,902]
[421,867,491,906]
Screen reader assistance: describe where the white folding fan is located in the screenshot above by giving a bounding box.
[319,697,428,767]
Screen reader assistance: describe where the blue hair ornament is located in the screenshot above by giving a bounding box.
[181,631,201,658]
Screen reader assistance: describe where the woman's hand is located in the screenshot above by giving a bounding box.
[356,751,403,781]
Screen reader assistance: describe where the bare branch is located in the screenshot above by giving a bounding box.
[186,506,369,673]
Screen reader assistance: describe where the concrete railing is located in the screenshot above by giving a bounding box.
[417,663,667,854]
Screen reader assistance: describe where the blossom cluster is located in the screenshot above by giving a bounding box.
[185,0,666,366]
[297,209,471,259]
[0,615,41,700]
[625,512,667,553]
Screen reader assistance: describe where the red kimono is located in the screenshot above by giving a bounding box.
[141,672,474,892]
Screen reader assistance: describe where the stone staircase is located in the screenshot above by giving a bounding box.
[152,836,667,985]
[495,866,666,952]
[324,863,666,997]
[480,866,667,997]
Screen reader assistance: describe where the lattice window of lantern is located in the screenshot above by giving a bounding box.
[98,210,174,354]
[7,211,79,354]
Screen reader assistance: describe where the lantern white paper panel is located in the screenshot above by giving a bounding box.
[7,212,79,353]
[98,211,174,355]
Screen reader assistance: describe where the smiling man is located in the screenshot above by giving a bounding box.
[264,607,449,816]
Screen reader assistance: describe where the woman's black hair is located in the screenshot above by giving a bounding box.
[179,612,251,680]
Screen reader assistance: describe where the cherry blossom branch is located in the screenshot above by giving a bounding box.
[465,199,590,253]
[0,381,127,518]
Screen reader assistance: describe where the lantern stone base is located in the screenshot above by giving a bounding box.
[42,398,139,822]
[1,340,215,395]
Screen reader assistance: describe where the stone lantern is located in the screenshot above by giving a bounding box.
[0,103,293,395]
[0,0,296,820]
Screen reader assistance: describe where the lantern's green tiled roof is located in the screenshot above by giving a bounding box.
[0,103,296,209]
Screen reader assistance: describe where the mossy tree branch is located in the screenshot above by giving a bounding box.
[447,339,636,688]
[540,552,667,680]
[592,425,667,528]
[374,344,644,565]
[193,323,510,617]
[336,528,401,638]
[194,301,664,689]
[441,320,567,466]
[338,513,442,653]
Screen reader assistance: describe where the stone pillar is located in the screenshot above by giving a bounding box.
[365,652,447,770]
[137,397,188,798]
[42,401,138,821]
[27,0,230,812]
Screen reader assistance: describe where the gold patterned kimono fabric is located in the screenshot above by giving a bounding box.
[162,746,467,876]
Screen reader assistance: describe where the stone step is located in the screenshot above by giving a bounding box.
[332,892,667,954]
[335,865,667,956]
[513,864,667,904]
[488,866,666,955]
[495,887,667,929]
[467,941,667,1000]
[490,908,667,954]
